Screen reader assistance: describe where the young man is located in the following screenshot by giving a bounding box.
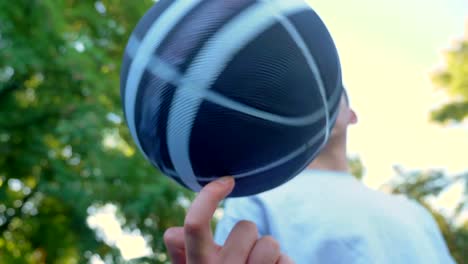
[213,91,455,263]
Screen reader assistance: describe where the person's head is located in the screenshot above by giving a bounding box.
[328,89,358,143]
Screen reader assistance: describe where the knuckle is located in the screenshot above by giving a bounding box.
[183,218,203,236]
[261,236,280,252]
[235,220,258,233]
[163,227,179,245]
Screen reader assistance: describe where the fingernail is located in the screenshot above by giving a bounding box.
[217,176,234,185]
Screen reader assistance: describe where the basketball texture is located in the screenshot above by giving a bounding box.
[120,0,343,197]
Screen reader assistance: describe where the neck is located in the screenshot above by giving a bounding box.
[307,137,348,172]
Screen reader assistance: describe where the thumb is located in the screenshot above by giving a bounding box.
[164,227,186,264]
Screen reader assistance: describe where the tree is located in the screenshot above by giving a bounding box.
[385,22,468,264]
[348,156,365,180]
[431,21,468,124]
[385,168,468,264]
[0,1,190,263]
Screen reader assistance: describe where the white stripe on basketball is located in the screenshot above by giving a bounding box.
[124,0,202,160]
[263,0,331,148]
[126,35,139,58]
[166,0,311,190]
[191,89,327,126]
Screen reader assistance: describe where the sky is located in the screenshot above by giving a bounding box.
[91,1,468,261]
[307,0,468,189]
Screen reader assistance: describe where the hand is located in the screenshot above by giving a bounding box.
[164,177,294,264]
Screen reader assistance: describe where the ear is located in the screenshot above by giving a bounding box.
[349,109,358,125]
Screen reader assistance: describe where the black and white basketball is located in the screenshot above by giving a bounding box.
[120,0,343,197]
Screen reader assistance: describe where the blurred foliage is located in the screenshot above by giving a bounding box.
[386,23,468,264]
[0,1,191,263]
[348,155,365,180]
[431,26,468,124]
[386,168,468,264]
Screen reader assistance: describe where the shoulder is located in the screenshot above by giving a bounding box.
[215,196,269,244]
[363,192,444,238]
[221,195,268,224]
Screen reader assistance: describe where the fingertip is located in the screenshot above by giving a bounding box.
[217,176,235,185]
[200,176,235,199]
[164,227,184,246]
[214,176,235,193]
[221,178,235,198]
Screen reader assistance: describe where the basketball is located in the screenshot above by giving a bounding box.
[120,0,343,197]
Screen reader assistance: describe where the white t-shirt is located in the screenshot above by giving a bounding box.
[214,170,455,264]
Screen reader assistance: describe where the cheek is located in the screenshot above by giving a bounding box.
[335,110,347,125]
[331,116,345,133]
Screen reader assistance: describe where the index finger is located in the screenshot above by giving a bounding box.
[184,177,235,262]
